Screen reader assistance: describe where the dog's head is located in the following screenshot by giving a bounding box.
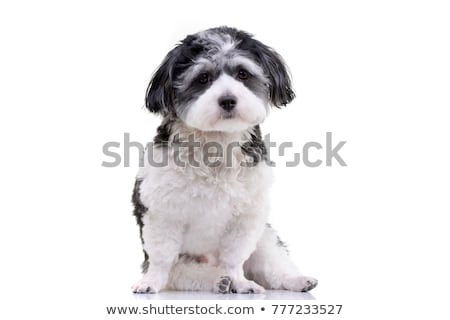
[145,26,295,132]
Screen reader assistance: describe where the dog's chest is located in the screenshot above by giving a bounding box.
[179,177,247,254]
[140,158,271,254]
[138,135,273,254]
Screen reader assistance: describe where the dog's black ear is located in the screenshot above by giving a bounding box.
[250,41,295,107]
[145,46,182,114]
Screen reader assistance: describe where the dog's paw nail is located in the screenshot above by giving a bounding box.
[132,278,161,294]
[283,276,318,292]
[132,285,155,294]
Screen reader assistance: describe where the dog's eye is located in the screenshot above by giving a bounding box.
[238,69,250,80]
[197,73,210,84]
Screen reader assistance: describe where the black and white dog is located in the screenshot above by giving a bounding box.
[132,26,317,294]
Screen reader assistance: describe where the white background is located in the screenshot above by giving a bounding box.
[1,0,449,319]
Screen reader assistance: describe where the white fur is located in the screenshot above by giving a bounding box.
[182,74,268,132]
[132,121,317,294]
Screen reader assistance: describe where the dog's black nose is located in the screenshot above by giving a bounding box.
[218,95,237,111]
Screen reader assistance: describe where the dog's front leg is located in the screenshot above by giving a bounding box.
[132,213,183,293]
[215,214,266,294]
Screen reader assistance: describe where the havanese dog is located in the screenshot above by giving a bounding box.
[132,26,317,294]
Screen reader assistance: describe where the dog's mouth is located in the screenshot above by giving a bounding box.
[212,109,262,128]
[220,110,235,119]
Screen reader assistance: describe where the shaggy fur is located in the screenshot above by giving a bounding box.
[131,26,317,294]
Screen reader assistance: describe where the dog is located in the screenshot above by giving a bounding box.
[131,26,317,294]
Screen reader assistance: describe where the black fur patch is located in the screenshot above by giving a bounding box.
[145,34,212,114]
[132,178,149,273]
[276,235,289,253]
[153,114,176,147]
[241,125,270,165]
[141,250,149,274]
[266,223,289,254]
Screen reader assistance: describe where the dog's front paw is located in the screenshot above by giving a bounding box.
[214,275,265,294]
[283,276,318,292]
[132,277,163,294]
[214,276,233,294]
[231,279,265,294]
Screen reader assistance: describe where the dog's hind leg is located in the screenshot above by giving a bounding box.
[243,224,318,292]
